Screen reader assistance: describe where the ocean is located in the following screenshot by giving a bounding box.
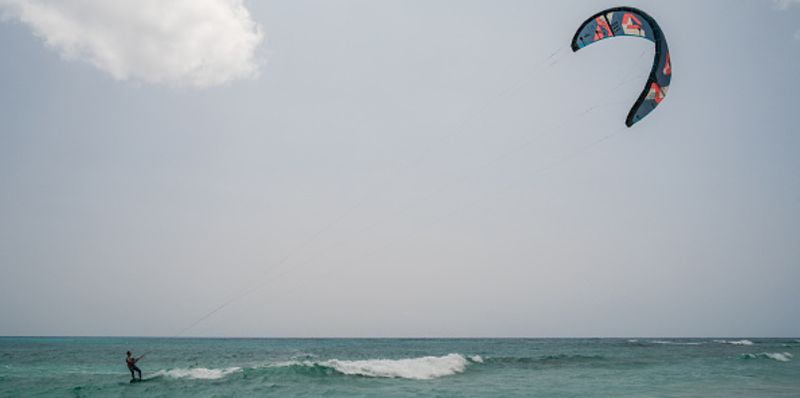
[1,337,798,397]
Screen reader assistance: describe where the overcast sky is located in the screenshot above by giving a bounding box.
[1,0,798,338]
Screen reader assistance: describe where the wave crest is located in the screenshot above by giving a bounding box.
[714,339,754,346]
[649,340,703,345]
[154,367,241,380]
[272,353,472,380]
[740,352,793,362]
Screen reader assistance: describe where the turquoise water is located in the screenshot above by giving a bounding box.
[1,337,798,397]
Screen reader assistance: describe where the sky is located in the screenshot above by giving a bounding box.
[0,0,798,338]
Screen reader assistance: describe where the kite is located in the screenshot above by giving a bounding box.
[572,7,671,127]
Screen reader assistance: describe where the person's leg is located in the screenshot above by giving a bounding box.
[129,368,135,379]
[134,365,142,380]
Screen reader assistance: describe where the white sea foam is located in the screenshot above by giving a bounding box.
[154,367,241,380]
[729,339,754,346]
[741,352,793,362]
[714,339,754,346]
[324,354,469,379]
[650,340,702,345]
[273,353,472,380]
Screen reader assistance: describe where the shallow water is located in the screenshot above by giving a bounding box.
[1,337,798,397]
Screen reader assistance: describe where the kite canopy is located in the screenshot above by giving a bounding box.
[572,7,671,127]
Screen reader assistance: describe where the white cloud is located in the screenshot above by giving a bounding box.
[0,0,264,88]
[774,0,800,10]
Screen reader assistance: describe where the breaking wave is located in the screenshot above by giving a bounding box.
[739,352,793,363]
[649,340,703,346]
[271,353,474,380]
[260,353,619,377]
[714,339,754,346]
[154,367,241,380]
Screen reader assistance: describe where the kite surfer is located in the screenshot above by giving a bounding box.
[126,351,144,381]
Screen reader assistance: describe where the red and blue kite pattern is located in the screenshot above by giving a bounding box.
[572,7,671,127]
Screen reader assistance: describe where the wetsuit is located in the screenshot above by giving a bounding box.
[126,356,142,380]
